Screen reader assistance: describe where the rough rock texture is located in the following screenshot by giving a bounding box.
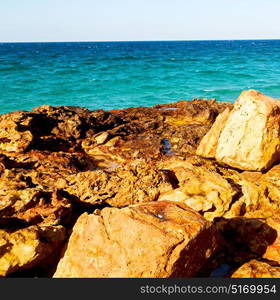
[1,92,280,278]
[196,108,231,158]
[53,201,218,278]
[231,260,280,278]
[0,225,66,277]
[197,90,280,171]
[65,161,173,207]
[263,217,280,264]
[158,157,238,221]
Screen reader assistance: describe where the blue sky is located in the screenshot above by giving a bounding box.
[1,0,280,42]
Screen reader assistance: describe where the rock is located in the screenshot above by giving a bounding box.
[263,217,280,264]
[158,189,188,203]
[53,201,218,278]
[222,166,280,219]
[84,98,232,162]
[231,260,280,278]
[1,96,279,278]
[197,90,280,171]
[32,105,124,142]
[0,112,33,152]
[158,157,238,221]
[216,217,278,264]
[94,132,109,145]
[0,225,66,277]
[0,105,124,154]
[156,98,228,126]
[65,161,173,207]
[0,169,73,226]
[196,108,231,158]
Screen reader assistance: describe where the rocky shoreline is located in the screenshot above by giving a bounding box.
[0,90,279,278]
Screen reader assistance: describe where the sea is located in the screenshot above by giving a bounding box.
[0,40,280,114]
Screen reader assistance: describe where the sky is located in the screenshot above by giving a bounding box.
[1,0,280,42]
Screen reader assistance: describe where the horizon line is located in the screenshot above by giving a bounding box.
[1,38,280,43]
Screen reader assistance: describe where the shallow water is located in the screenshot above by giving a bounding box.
[0,40,280,114]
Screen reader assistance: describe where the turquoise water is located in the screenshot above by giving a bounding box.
[0,40,280,114]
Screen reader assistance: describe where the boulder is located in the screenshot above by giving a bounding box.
[53,201,218,278]
[196,108,231,158]
[158,157,238,221]
[0,168,72,226]
[216,217,278,264]
[0,225,66,277]
[263,217,280,264]
[231,260,280,278]
[0,112,33,152]
[197,90,280,171]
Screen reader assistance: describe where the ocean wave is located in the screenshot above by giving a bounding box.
[0,40,279,113]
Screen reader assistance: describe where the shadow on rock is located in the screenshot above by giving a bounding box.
[198,217,278,277]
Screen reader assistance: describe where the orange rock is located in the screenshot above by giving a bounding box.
[263,217,280,264]
[54,201,218,278]
[0,112,33,152]
[158,157,237,221]
[65,161,173,207]
[0,225,66,277]
[231,260,280,278]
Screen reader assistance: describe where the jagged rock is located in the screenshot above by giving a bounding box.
[215,217,278,264]
[263,217,280,264]
[0,97,279,278]
[0,225,66,277]
[65,161,173,207]
[155,98,229,126]
[0,168,73,226]
[231,260,280,278]
[53,201,218,278]
[0,112,33,152]
[197,90,280,171]
[81,99,232,162]
[158,157,238,221]
[0,105,124,154]
[222,166,280,219]
[196,108,231,158]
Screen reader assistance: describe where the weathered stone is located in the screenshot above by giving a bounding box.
[54,201,218,278]
[0,112,33,152]
[0,169,73,226]
[197,90,280,171]
[82,98,232,162]
[1,97,279,279]
[215,217,278,264]
[158,157,238,221]
[263,217,280,264]
[231,260,280,278]
[65,162,173,207]
[196,108,231,158]
[0,225,66,277]
[222,166,280,219]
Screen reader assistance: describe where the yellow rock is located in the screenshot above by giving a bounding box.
[54,201,218,278]
[263,217,280,264]
[158,158,237,221]
[196,108,231,158]
[231,260,280,278]
[0,225,66,276]
[197,90,280,171]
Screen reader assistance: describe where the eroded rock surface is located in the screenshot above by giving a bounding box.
[231,260,280,278]
[0,225,66,277]
[53,201,218,278]
[0,92,279,278]
[197,90,280,171]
